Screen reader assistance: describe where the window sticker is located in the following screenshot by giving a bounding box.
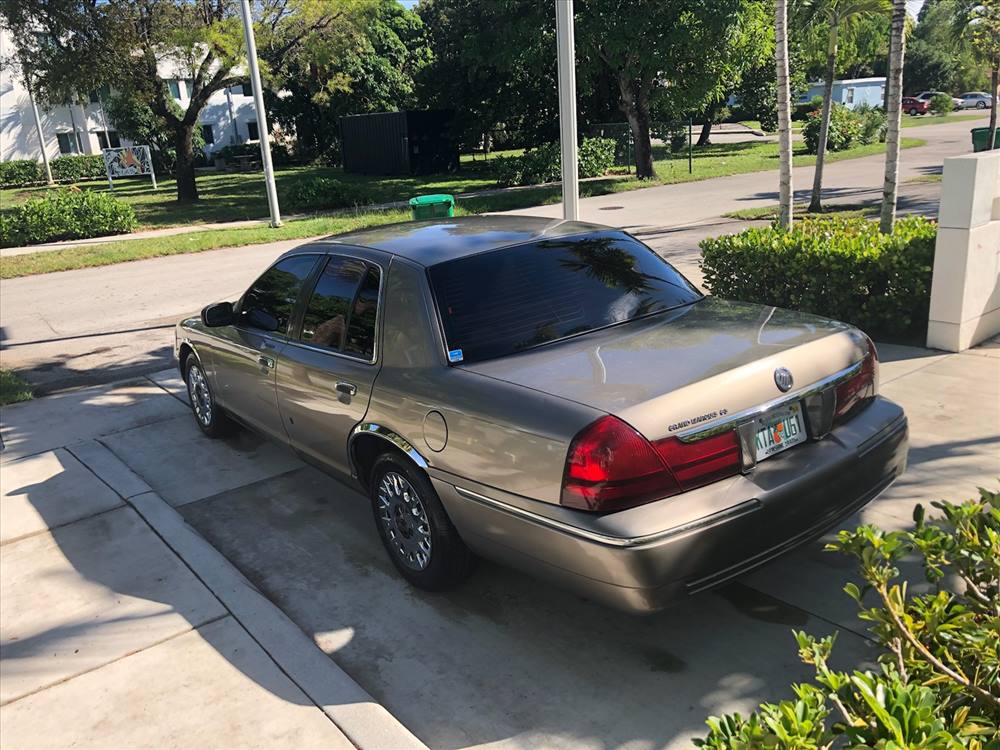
[448,348,464,363]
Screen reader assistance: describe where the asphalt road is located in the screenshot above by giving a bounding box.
[0,115,981,392]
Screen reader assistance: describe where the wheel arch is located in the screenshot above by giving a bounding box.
[178,341,196,375]
[349,423,430,492]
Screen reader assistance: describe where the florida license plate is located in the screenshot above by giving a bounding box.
[755,403,807,461]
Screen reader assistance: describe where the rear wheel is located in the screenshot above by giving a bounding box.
[977,101,987,109]
[369,454,474,591]
[184,357,234,438]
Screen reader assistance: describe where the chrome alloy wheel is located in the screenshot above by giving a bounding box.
[376,472,432,570]
[187,364,213,427]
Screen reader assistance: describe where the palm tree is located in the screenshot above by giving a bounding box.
[776,0,794,230]
[805,0,891,213]
[879,0,907,233]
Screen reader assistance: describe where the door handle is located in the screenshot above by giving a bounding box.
[335,381,357,396]
[258,355,275,369]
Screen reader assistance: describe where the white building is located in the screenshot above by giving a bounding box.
[0,28,262,163]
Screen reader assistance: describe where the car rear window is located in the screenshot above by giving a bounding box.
[428,232,701,364]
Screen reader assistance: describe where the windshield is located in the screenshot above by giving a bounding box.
[428,231,702,364]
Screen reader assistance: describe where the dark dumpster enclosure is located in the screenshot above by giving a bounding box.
[340,110,459,175]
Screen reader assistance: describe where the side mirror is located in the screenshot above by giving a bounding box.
[201,301,234,327]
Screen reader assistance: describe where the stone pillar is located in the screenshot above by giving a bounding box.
[926,150,1000,352]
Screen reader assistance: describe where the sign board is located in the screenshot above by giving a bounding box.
[102,145,157,189]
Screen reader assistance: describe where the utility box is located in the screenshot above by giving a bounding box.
[340,110,459,175]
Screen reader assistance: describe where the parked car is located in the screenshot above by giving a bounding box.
[902,96,930,116]
[175,216,908,614]
[915,90,963,108]
[957,92,994,109]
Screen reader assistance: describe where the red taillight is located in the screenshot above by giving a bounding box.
[835,336,879,422]
[560,415,740,512]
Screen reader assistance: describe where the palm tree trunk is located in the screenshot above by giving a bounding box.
[879,0,907,233]
[775,0,794,230]
[809,19,839,213]
[988,63,998,151]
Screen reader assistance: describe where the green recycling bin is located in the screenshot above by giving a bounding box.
[409,194,455,220]
[971,127,1000,152]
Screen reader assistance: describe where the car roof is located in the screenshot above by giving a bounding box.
[287,214,616,267]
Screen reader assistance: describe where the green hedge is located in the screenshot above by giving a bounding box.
[493,137,616,187]
[699,216,937,336]
[281,177,374,212]
[0,155,107,188]
[0,189,138,248]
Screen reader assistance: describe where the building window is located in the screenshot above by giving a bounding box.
[167,79,182,100]
[56,132,79,154]
[96,131,121,149]
[846,87,855,104]
[247,121,259,140]
[201,124,215,144]
[880,86,886,101]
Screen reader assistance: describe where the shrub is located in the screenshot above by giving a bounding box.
[803,103,862,154]
[281,177,374,212]
[930,92,954,115]
[696,488,1000,750]
[0,160,43,188]
[50,155,107,183]
[216,142,291,167]
[855,104,887,145]
[493,137,617,187]
[699,216,937,336]
[0,189,138,248]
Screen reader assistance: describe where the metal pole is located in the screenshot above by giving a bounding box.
[25,74,54,185]
[555,0,579,222]
[238,0,281,227]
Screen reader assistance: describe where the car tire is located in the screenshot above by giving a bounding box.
[369,453,475,591]
[908,108,919,116]
[977,101,986,109]
[184,356,234,438]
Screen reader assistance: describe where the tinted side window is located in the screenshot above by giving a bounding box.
[344,265,380,361]
[299,258,367,352]
[239,255,318,334]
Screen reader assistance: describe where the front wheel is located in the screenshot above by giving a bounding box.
[908,108,919,116]
[369,454,474,591]
[184,357,234,438]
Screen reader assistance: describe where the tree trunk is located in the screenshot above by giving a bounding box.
[988,64,998,151]
[618,79,656,179]
[879,0,907,233]
[775,0,793,230]
[174,125,199,202]
[808,19,839,213]
[697,102,717,146]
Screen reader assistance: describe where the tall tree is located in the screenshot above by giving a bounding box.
[803,0,890,212]
[776,0,795,229]
[879,0,907,232]
[0,0,368,202]
[955,0,1000,150]
[576,0,771,179]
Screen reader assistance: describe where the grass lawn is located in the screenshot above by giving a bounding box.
[724,202,880,221]
[906,173,943,183]
[902,112,986,127]
[738,120,804,133]
[0,369,33,405]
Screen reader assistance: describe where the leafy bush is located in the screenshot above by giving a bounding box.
[281,177,374,212]
[699,216,937,336]
[50,155,107,183]
[0,160,43,188]
[493,137,616,187]
[216,142,292,168]
[696,488,1000,750]
[855,104,888,145]
[803,104,862,154]
[0,189,138,248]
[930,92,955,115]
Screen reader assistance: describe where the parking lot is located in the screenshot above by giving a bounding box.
[3,337,997,749]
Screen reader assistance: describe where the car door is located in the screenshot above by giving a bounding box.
[276,253,383,475]
[209,254,321,440]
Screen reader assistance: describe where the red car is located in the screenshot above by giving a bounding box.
[903,97,929,116]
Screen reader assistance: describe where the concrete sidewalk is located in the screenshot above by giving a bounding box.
[1,337,997,749]
[0,379,425,749]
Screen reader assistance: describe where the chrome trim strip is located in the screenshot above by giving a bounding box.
[452,485,760,549]
[675,360,863,442]
[349,422,430,469]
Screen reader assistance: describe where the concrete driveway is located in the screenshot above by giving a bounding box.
[4,338,995,749]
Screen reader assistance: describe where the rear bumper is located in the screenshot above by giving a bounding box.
[433,396,907,614]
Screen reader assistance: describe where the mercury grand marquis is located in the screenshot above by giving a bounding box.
[174,216,908,613]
